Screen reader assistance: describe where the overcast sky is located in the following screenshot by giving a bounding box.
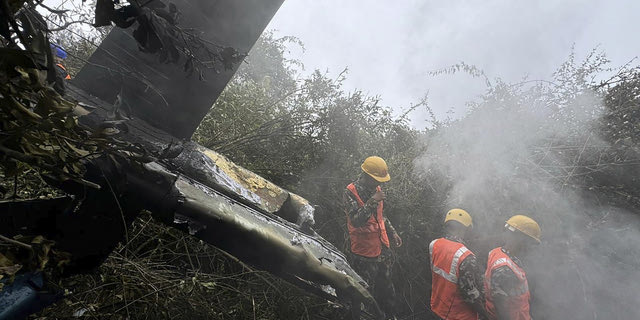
[266,0,640,127]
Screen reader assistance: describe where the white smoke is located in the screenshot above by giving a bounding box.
[415,56,640,319]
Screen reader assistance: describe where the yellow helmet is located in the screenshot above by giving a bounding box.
[505,215,541,243]
[361,156,390,182]
[444,208,473,227]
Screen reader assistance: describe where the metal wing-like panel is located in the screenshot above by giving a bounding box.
[72,0,284,138]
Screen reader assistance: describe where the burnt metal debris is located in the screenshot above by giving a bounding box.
[64,82,379,312]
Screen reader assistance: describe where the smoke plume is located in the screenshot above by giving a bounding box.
[415,56,640,319]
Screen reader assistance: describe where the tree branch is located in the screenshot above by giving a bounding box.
[47,20,91,32]
[36,1,68,15]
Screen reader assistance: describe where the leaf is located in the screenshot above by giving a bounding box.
[52,250,72,269]
[8,96,42,121]
[64,114,76,129]
[34,89,73,115]
[111,5,139,29]
[64,140,90,157]
[14,66,30,80]
[0,252,15,267]
[0,252,23,277]
[219,47,245,70]
[28,235,55,270]
[0,264,22,277]
[100,127,120,136]
[94,0,115,27]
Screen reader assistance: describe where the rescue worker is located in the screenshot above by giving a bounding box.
[429,209,487,320]
[484,215,541,320]
[49,43,71,95]
[51,43,71,80]
[343,156,402,318]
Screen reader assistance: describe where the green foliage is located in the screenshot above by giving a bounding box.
[0,3,155,193]
[0,48,91,187]
[601,67,640,145]
[0,3,146,290]
[0,47,151,191]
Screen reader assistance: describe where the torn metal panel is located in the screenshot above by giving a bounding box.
[69,83,316,227]
[170,142,315,226]
[171,142,287,213]
[90,157,376,311]
[71,0,285,139]
[132,162,379,315]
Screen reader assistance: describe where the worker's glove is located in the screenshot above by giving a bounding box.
[371,189,386,202]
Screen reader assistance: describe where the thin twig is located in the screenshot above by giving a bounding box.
[99,167,130,257]
[47,20,92,32]
[0,234,33,250]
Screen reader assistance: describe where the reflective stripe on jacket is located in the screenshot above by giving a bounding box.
[429,238,478,320]
[484,247,531,320]
[345,183,390,257]
[56,63,71,80]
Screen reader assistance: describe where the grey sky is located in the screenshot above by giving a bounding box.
[266,0,640,127]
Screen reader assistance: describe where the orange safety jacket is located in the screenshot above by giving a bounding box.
[484,247,531,320]
[345,183,390,257]
[429,238,478,320]
[56,63,71,80]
